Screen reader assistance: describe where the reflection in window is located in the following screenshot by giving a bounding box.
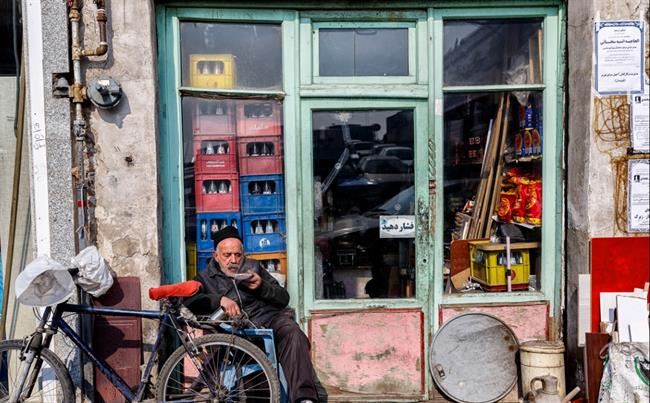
[443,92,543,293]
[319,28,409,76]
[181,22,282,90]
[444,19,543,86]
[313,110,415,299]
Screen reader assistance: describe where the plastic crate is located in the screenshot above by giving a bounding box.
[197,250,213,273]
[196,212,242,251]
[469,240,537,291]
[242,214,286,253]
[237,136,283,176]
[192,100,236,136]
[239,175,285,215]
[248,252,288,288]
[236,101,282,137]
[195,173,239,212]
[189,54,236,89]
[193,136,237,174]
[186,242,197,280]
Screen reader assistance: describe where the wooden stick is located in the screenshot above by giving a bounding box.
[483,95,510,238]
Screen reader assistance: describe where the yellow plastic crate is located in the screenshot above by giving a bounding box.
[190,54,236,89]
[186,242,197,280]
[469,241,538,291]
[248,251,287,287]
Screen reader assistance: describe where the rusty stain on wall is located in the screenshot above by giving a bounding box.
[310,309,424,398]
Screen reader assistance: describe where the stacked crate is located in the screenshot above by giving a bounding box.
[193,99,242,273]
[237,101,287,282]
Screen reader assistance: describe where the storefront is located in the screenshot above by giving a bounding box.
[156,1,565,399]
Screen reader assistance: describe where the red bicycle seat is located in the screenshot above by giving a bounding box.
[148,280,202,300]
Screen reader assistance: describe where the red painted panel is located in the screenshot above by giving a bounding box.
[309,309,424,399]
[440,302,548,342]
[93,277,142,403]
[590,237,650,332]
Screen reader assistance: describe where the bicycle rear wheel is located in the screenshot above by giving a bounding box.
[0,339,75,403]
[156,333,281,402]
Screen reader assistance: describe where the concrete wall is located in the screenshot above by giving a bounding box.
[565,0,649,390]
[80,0,161,329]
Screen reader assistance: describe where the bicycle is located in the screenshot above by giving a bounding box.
[0,277,281,402]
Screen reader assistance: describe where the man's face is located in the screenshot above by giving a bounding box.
[214,238,244,277]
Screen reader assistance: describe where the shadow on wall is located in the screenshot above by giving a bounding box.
[96,91,131,128]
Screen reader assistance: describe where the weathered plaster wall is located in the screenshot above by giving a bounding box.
[566,0,649,390]
[80,0,161,319]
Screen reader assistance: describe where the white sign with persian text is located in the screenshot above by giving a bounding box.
[379,215,416,238]
[595,21,644,94]
[630,85,649,153]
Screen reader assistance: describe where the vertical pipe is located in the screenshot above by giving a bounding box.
[506,236,512,292]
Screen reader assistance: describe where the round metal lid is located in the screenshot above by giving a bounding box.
[429,313,519,403]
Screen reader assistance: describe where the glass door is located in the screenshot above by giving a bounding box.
[301,100,431,309]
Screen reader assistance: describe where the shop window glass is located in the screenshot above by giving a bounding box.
[181,97,287,283]
[443,92,543,293]
[312,109,415,299]
[319,28,409,76]
[180,22,282,90]
[444,20,543,86]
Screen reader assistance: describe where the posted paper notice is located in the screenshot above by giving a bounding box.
[595,21,644,94]
[631,86,649,153]
[628,159,650,232]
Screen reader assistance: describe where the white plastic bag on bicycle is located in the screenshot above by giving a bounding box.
[71,245,114,297]
[15,255,75,306]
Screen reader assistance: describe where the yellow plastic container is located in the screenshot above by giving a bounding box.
[190,54,236,89]
[247,252,287,276]
[186,242,197,280]
[469,241,538,291]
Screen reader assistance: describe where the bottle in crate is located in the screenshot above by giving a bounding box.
[242,214,286,253]
[190,54,236,89]
[238,136,283,175]
[193,136,237,174]
[240,175,285,215]
[196,212,242,250]
[195,174,240,212]
[236,101,282,137]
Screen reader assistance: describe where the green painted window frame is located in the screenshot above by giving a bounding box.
[300,99,432,312]
[299,10,429,95]
[429,5,565,321]
[311,21,417,84]
[156,6,302,301]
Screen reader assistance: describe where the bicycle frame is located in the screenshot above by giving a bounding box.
[34,302,174,402]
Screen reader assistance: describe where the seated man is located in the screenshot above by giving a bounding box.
[184,226,319,403]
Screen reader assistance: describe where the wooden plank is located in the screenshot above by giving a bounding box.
[93,277,142,403]
[469,94,505,239]
[583,332,609,402]
[483,95,511,238]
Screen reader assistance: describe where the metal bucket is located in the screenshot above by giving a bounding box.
[519,340,566,396]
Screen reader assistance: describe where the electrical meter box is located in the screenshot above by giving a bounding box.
[190,54,236,89]
[469,241,538,291]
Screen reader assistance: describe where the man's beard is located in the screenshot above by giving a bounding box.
[224,262,240,277]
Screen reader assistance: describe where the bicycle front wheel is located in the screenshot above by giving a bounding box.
[0,339,75,403]
[156,333,281,402]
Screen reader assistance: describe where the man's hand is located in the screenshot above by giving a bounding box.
[220,296,241,317]
[241,272,262,290]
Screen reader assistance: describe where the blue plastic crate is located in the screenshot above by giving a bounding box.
[240,175,285,215]
[242,213,286,253]
[197,250,213,273]
[196,212,242,251]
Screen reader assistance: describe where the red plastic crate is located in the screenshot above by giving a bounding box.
[237,136,283,176]
[193,100,236,136]
[236,101,282,137]
[195,173,240,212]
[193,136,237,174]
